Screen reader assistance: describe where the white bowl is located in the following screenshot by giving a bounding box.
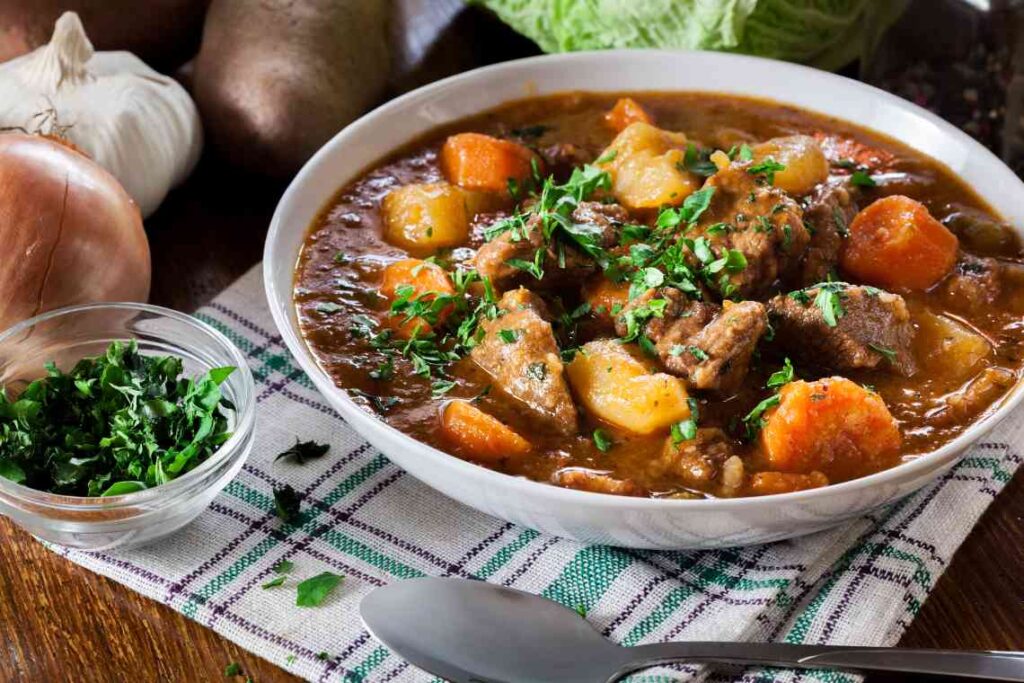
[264,50,1024,549]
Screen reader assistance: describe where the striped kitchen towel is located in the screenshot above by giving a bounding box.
[52,264,1024,682]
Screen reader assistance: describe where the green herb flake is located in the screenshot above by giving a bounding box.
[224,662,243,677]
[850,169,877,187]
[274,439,330,464]
[315,301,343,314]
[595,148,617,164]
[688,346,709,361]
[261,575,287,589]
[497,329,522,344]
[869,343,898,363]
[766,357,796,390]
[273,485,301,524]
[296,571,344,608]
[592,429,613,452]
[746,157,786,184]
[273,559,294,574]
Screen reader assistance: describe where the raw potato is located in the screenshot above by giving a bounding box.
[751,135,829,195]
[0,133,150,329]
[382,183,472,253]
[0,0,206,70]
[597,122,699,210]
[566,339,690,435]
[192,0,390,177]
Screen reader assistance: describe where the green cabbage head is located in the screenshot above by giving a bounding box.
[469,0,908,71]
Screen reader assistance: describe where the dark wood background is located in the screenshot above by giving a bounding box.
[2,2,1022,681]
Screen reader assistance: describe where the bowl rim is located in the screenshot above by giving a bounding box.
[0,301,257,509]
[264,48,1024,512]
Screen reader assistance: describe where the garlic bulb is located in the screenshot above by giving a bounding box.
[0,12,202,218]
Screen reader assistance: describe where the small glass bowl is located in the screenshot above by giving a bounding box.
[0,302,255,551]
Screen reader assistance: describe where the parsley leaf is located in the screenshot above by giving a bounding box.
[224,662,243,676]
[274,439,330,464]
[850,169,877,187]
[742,395,781,438]
[747,157,786,184]
[766,357,796,390]
[296,571,344,607]
[869,343,898,363]
[592,429,613,452]
[273,485,301,524]
[497,329,521,344]
[261,575,287,589]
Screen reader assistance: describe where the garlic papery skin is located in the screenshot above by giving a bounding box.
[0,12,202,218]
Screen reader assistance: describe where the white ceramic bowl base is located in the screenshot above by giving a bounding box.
[265,51,1024,549]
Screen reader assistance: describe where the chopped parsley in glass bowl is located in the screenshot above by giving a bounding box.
[0,303,255,550]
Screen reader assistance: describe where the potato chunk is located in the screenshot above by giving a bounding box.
[913,309,991,383]
[382,182,470,252]
[566,339,690,435]
[751,135,829,195]
[597,122,699,210]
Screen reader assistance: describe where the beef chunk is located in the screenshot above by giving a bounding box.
[469,210,509,248]
[693,164,810,298]
[470,289,578,435]
[539,142,590,180]
[551,468,643,496]
[662,300,767,393]
[940,252,1002,310]
[798,179,858,286]
[648,428,736,489]
[768,284,917,376]
[615,288,766,393]
[474,212,595,291]
[570,200,629,247]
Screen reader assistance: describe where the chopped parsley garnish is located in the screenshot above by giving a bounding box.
[682,142,718,177]
[315,301,343,314]
[869,343,898,363]
[655,187,716,230]
[789,282,848,327]
[688,346,709,361]
[619,298,668,342]
[225,662,243,676]
[671,398,701,443]
[275,439,330,464]
[747,157,786,184]
[850,169,877,187]
[743,358,797,439]
[497,329,522,344]
[273,559,294,574]
[766,357,796,390]
[296,571,344,608]
[592,429,613,452]
[273,485,301,524]
[832,206,849,238]
[595,148,617,164]
[0,340,235,496]
[737,143,754,161]
[349,389,400,414]
[431,378,458,398]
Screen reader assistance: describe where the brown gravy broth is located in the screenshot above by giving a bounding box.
[294,92,1024,499]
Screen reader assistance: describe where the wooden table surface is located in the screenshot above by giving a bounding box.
[3,3,1023,682]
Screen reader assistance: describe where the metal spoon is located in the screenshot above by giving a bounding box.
[360,577,1024,682]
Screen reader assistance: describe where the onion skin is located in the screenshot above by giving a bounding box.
[0,133,150,330]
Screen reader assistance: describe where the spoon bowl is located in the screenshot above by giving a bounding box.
[360,577,1024,683]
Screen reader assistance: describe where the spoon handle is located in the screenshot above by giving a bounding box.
[617,642,1024,681]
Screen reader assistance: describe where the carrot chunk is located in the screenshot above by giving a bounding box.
[441,400,531,463]
[746,471,829,497]
[759,377,901,482]
[380,259,455,338]
[604,97,653,132]
[841,195,958,291]
[440,133,539,193]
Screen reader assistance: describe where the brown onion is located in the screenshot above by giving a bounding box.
[0,133,150,330]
